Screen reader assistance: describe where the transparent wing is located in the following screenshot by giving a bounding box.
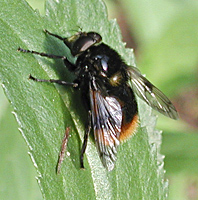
[128,66,178,119]
[89,82,122,171]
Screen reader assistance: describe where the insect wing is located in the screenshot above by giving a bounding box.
[128,66,178,119]
[89,82,122,171]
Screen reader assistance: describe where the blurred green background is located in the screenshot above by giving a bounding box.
[1,0,198,199]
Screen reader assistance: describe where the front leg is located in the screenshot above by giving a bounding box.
[44,29,66,41]
[18,46,77,72]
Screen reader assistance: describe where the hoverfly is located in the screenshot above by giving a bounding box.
[18,30,178,171]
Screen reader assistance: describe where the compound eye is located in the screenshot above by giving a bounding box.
[71,36,95,56]
[71,32,102,56]
[87,32,102,43]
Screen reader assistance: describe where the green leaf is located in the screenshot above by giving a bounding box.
[0,87,42,200]
[0,0,168,199]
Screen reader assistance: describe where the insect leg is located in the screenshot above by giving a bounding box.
[18,46,77,72]
[44,29,65,41]
[80,110,92,169]
[29,74,78,87]
[18,47,66,60]
[56,127,70,174]
[18,46,78,86]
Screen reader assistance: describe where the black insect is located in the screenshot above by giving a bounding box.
[18,30,178,171]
